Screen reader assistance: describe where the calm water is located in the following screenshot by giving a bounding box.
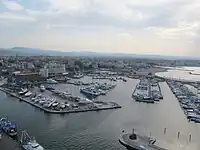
[156,67,200,82]
[1,78,200,150]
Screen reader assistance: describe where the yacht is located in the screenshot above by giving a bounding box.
[60,103,66,109]
[24,91,32,97]
[19,88,28,95]
[47,79,58,84]
[52,102,59,107]
[40,85,45,92]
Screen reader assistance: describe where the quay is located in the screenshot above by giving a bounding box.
[0,88,121,114]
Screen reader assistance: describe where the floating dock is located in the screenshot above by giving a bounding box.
[0,88,121,114]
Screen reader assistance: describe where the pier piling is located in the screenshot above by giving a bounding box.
[177,132,180,139]
[189,134,192,142]
[164,128,167,134]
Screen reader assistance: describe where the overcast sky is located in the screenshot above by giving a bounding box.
[0,0,200,56]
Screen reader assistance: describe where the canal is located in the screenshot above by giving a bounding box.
[0,78,200,150]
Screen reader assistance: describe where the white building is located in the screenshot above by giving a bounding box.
[40,63,66,77]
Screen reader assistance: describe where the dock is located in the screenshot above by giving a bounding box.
[0,88,121,114]
[0,133,21,150]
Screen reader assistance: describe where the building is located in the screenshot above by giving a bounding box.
[40,63,66,77]
[14,73,43,82]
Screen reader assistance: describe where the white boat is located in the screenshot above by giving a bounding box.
[24,91,32,97]
[47,79,58,84]
[34,99,40,103]
[19,88,28,95]
[60,103,66,109]
[52,102,59,107]
[40,85,45,92]
[39,100,45,105]
[78,98,93,104]
[20,131,44,150]
[31,98,36,101]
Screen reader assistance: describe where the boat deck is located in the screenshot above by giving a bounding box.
[0,133,22,150]
[119,133,166,150]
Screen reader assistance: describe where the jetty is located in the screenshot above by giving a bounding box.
[0,88,121,114]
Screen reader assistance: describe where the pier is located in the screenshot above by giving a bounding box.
[0,88,121,114]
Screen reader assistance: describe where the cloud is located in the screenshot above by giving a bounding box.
[2,0,24,11]
[1,0,200,56]
[0,12,36,22]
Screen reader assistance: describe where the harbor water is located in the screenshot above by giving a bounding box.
[0,77,200,150]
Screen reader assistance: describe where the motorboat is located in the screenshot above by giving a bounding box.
[47,79,58,84]
[52,102,59,107]
[19,88,28,95]
[60,103,66,109]
[24,91,32,97]
[40,85,45,92]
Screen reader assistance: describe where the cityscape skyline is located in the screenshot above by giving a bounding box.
[0,0,200,56]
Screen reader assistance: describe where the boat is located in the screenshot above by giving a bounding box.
[40,85,45,92]
[60,103,66,109]
[24,91,32,97]
[0,118,17,137]
[47,79,58,84]
[119,128,166,150]
[52,102,59,107]
[123,78,127,82]
[20,130,45,150]
[73,73,84,79]
[19,88,28,95]
[39,100,45,105]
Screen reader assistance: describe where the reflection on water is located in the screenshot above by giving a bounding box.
[0,77,200,150]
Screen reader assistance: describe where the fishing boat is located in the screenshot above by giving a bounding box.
[0,118,17,137]
[20,130,45,150]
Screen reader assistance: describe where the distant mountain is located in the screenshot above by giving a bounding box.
[0,47,199,60]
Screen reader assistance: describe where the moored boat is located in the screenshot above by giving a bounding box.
[19,88,28,95]
[40,85,45,92]
[0,118,17,137]
[20,130,45,150]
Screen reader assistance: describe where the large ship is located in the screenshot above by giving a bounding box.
[119,128,166,150]
[0,118,17,137]
[20,130,45,150]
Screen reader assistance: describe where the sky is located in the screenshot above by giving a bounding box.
[0,0,200,56]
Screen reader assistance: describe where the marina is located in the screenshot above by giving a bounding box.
[132,78,163,103]
[0,87,121,114]
[167,80,200,124]
[1,77,200,150]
